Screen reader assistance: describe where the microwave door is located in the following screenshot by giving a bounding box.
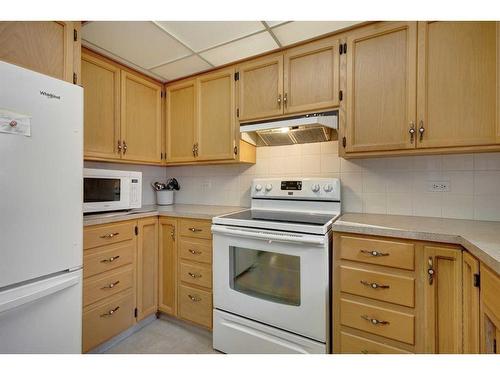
[83,176,130,213]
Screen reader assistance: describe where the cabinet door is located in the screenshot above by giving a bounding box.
[121,71,162,163]
[284,37,339,114]
[417,22,500,148]
[237,54,283,121]
[480,264,500,354]
[166,79,197,163]
[197,67,236,161]
[82,52,121,160]
[462,252,480,353]
[158,218,177,316]
[136,217,159,320]
[0,21,78,83]
[423,245,463,353]
[344,22,417,153]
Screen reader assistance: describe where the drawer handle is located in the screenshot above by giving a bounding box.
[100,255,120,263]
[427,256,435,285]
[188,249,201,255]
[101,280,120,289]
[188,227,202,233]
[188,294,201,302]
[360,280,390,289]
[188,272,202,279]
[100,306,120,317]
[360,349,369,354]
[361,315,390,326]
[100,232,119,239]
[360,250,389,257]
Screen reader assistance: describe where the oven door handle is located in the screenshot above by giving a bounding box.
[211,225,325,246]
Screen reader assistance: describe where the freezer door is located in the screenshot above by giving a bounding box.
[0,270,82,353]
[0,61,83,288]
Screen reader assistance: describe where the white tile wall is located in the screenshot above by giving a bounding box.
[85,144,500,221]
[164,142,500,221]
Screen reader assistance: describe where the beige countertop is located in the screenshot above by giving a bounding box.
[333,213,500,275]
[83,204,247,227]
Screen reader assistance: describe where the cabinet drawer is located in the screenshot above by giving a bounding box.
[84,221,135,250]
[82,290,135,352]
[179,238,212,264]
[340,265,415,307]
[340,298,415,345]
[178,285,212,328]
[83,240,134,278]
[340,235,415,270]
[83,265,134,307]
[180,262,212,289]
[340,331,412,354]
[179,219,212,240]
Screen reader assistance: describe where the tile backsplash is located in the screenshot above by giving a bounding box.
[85,142,500,221]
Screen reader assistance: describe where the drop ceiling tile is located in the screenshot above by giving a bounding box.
[200,31,278,66]
[151,55,212,81]
[272,21,362,46]
[82,21,191,69]
[156,21,265,52]
[265,21,288,27]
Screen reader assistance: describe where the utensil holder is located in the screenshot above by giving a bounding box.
[156,190,174,205]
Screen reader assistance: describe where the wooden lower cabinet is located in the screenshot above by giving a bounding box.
[463,252,480,353]
[158,218,177,316]
[480,265,500,354]
[340,331,412,354]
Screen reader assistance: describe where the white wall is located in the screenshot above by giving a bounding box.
[165,141,500,221]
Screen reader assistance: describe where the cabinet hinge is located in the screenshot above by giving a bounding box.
[236,108,239,118]
[343,43,347,54]
[234,145,238,155]
[73,29,78,42]
[339,90,343,101]
[134,308,138,318]
[473,273,480,288]
[339,43,343,55]
[73,72,77,84]
[134,226,138,235]
[342,136,346,148]
[234,72,240,81]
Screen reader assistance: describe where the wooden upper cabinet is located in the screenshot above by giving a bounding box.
[121,71,162,163]
[344,22,417,153]
[284,38,339,114]
[237,54,283,121]
[416,21,500,148]
[0,21,80,84]
[423,245,463,353]
[82,52,121,160]
[166,79,197,163]
[197,67,236,161]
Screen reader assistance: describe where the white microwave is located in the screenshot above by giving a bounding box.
[83,168,142,213]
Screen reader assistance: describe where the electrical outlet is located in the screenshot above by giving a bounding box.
[428,180,450,192]
[200,180,212,190]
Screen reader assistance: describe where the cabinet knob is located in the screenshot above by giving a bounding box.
[100,306,120,318]
[409,121,416,144]
[277,94,282,108]
[419,120,425,141]
[122,141,128,154]
[360,280,390,289]
[101,280,120,289]
[361,315,390,326]
[360,250,389,257]
[100,255,120,263]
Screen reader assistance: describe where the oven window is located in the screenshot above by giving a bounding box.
[230,247,300,306]
[84,178,121,203]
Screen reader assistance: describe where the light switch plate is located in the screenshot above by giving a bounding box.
[428,180,450,192]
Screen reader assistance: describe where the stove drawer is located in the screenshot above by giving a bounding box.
[180,219,212,240]
[340,235,415,270]
[178,285,212,328]
[179,238,212,264]
[179,262,212,289]
[340,265,415,307]
[340,298,415,345]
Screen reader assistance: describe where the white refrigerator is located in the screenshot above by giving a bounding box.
[0,61,83,353]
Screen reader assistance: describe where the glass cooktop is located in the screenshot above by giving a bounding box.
[220,209,335,226]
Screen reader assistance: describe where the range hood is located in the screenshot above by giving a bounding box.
[240,111,338,147]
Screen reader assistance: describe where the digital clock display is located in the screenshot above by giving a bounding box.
[281,181,302,190]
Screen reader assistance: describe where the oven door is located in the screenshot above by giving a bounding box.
[83,175,130,213]
[212,225,329,342]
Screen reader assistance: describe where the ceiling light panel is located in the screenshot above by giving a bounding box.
[156,21,265,52]
[272,21,361,46]
[82,21,191,69]
[151,55,212,81]
[200,31,278,66]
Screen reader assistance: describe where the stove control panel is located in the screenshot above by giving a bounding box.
[252,178,340,201]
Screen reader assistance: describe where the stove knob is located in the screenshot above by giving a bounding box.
[255,184,263,192]
[311,184,320,192]
[265,183,273,192]
[323,184,333,192]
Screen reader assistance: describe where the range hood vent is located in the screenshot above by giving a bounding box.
[240,111,338,147]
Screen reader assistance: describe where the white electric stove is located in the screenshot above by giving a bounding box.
[211,177,341,354]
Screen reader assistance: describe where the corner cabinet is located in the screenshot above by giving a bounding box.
[237,37,340,122]
[340,21,500,157]
[82,49,163,164]
[158,218,178,316]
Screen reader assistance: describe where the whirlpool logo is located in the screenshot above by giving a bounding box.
[39,91,61,100]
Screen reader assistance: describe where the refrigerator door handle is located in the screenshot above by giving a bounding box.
[0,272,81,314]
